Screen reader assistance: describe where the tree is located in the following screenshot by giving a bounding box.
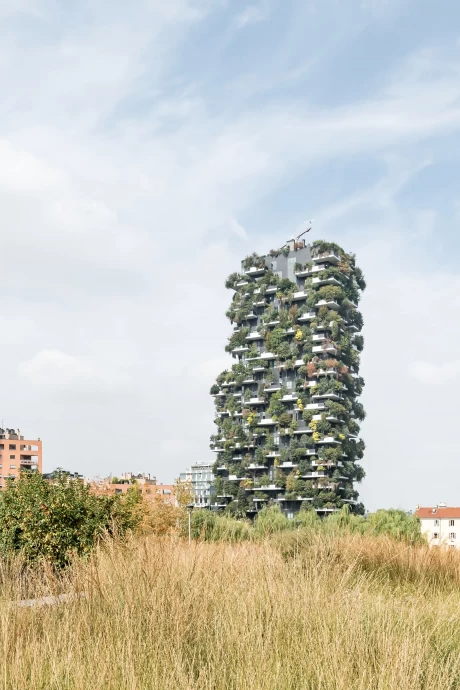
[174,478,194,508]
[0,471,142,567]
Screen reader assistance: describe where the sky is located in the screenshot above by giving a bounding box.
[1,0,460,511]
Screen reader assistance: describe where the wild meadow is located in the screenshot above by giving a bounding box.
[2,503,460,690]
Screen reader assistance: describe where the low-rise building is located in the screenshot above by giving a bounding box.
[0,427,42,489]
[415,503,460,548]
[90,473,176,505]
[180,462,215,508]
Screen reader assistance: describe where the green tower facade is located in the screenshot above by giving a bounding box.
[210,238,366,517]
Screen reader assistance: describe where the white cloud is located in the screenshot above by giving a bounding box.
[235,5,267,28]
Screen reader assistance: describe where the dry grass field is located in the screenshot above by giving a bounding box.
[2,531,460,689]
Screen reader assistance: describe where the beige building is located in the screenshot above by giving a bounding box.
[415,504,460,548]
[0,428,42,489]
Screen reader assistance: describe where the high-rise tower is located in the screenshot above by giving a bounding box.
[209,237,366,517]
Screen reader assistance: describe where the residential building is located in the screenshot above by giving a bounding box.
[0,427,42,489]
[415,504,460,548]
[89,473,176,505]
[180,462,215,508]
[210,237,366,517]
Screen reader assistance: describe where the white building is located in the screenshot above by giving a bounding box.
[180,462,215,508]
[415,503,460,548]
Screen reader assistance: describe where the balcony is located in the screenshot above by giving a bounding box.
[265,286,278,294]
[312,333,330,342]
[312,345,338,355]
[212,391,226,397]
[258,418,276,426]
[312,252,340,265]
[305,402,326,411]
[247,351,276,361]
[297,312,316,322]
[291,290,308,302]
[312,392,343,401]
[315,300,340,310]
[316,368,338,377]
[253,300,266,307]
[266,452,280,458]
[317,437,341,445]
[253,485,282,492]
[312,276,343,287]
[281,394,298,402]
[236,280,249,288]
[252,365,266,373]
[264,385,281,392]
[312,414,340,423]
[293,426,312,435]
[232,345,249,355]
[245,266,267,277]
[246,313,258,320]
[247,397,266,405]
[246,332,263,341]
[278,462,298,469]
[265,319,280,327]
[247,463,267,470]
[221,381,235,388]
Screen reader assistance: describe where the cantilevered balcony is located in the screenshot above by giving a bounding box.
[315,300,340,310]
[297,312,316,322]
[312,252,340,265]
[312,276,343,287]
[311,392,343,401]
[278,461,298,469]
[312,344,338,354]
[258,418,276,426]
[247,397,266,405]
[232,345,249,355]
[245,266,267,277]
[291,290,308,302]
[317,436,341,445]
[247,463,267,470]
[305,402,326,411]
[253,485,282,492]
[246,331,264,341]
[281,394,298,402]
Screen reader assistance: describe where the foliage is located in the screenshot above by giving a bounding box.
[0,471,142,567]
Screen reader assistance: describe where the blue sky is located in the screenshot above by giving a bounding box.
[1,0,460,510]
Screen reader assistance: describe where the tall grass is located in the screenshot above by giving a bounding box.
[2,532,460,689]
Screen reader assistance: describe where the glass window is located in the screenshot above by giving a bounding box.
[450,533,456,540]
[9,444,16,450]
[433,532,439,539]
[450,520,455,527]
[9,465,16,469]
[434,519,439,527]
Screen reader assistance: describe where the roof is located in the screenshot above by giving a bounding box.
[416,507,460,519]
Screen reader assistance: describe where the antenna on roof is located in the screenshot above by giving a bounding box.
[296,219,314,241]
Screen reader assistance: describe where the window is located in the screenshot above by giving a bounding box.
[287,512,294,519]
[270,261,277,270]
[9,455,15,460]
[450,520,455,527]
[433,532,439,539]
[9,444,16,450]
[9,465,16,470]
[0,444,3,449]
[434,519,439,527]
[286,380,292,389]
[449,533,456,540]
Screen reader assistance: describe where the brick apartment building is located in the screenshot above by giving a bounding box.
[0,428,42,489]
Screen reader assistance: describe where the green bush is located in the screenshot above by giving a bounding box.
[0,471,142,567]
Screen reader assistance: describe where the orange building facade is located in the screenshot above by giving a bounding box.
[89,473,176,505]
[0,428,42,489]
